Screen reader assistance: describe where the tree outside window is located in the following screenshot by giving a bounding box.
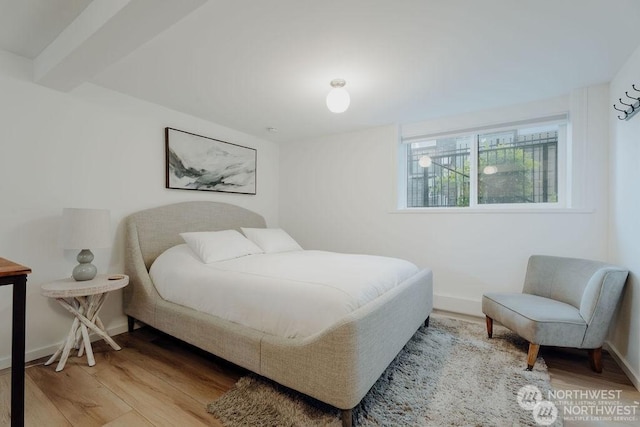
[405,122,560,208]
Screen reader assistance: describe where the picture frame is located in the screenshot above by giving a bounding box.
[165,127,257,195]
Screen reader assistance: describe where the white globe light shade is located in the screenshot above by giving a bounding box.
[418,155,432,168]
[326,87,350,113]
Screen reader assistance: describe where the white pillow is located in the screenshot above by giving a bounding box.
[241,228,303,253]
[180,230,263,263]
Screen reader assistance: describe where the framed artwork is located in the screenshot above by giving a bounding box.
[165,127,257,194]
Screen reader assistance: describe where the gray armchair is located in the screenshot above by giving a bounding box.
[482,255,628,372]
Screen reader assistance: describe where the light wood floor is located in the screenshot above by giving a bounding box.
[542,346,640,427]
[1,322,638,427]
[0,327,245,427]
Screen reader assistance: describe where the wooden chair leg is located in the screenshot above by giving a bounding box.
[527,343,540,371]
[588,347,603,373]
[485,316,493,338]
[424,316,430,328]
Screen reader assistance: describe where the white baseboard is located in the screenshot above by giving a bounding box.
[433,293,483,317]
[605,339,640,392]
[0,321,129,371]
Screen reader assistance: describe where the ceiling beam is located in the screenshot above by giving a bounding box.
[33,0,206,92]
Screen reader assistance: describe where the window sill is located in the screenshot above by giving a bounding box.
[390,207,594,214]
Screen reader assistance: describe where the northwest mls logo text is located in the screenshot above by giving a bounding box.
[549,389,638,422]
[517,385,640,425]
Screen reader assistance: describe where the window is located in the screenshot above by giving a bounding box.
[402,116,566,209]
[406,136,472,207]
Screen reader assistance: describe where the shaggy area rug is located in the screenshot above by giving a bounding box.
[207,317,561,426]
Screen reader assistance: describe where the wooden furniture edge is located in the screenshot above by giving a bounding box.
[0,258,32,277]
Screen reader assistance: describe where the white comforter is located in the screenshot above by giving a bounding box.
[149,244,419,338]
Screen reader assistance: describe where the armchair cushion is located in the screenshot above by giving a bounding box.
[482,292,587,347]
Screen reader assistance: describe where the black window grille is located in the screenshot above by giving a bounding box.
[406,131,558,207]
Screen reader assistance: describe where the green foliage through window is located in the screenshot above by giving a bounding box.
[406,123,560,208]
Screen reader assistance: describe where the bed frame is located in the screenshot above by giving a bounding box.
[124,201,433,426]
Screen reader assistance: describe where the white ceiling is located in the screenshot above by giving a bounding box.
[0,0,92,58]
[2,0,640,143]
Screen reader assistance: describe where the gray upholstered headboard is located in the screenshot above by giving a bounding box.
[126,201,267,270]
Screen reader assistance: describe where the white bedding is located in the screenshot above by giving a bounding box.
[149,244,419,338]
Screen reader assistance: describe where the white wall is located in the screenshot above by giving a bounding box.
[280,85,610,316]
[0,50,280,368]
[608,44,640,389]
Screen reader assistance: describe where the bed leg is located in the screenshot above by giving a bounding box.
[424,316,430,328]
[486,316,493,339]
[341,408,353,427]
[127,316,135,333]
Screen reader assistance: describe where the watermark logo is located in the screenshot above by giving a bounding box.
[533,401,559,426]
[517,385,640,425]
[549,389,639,423]
[517,385,558,425]
[517,385,543,411]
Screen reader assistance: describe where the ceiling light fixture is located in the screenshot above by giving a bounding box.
[326,79,350,113]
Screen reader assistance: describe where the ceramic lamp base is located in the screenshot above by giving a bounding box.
[72,249,97,281]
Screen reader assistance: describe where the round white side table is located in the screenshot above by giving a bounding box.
[41,274,129,372]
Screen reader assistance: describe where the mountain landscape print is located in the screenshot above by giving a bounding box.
[165,127,256,194]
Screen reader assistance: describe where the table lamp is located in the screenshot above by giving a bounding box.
[61,208,111,281]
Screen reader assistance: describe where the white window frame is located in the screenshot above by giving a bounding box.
[398,114,569,211]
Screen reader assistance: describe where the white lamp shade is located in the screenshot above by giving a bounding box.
[61,208,111,249]
[326,87,350,113]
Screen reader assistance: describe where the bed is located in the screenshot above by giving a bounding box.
[124,201,433,426]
